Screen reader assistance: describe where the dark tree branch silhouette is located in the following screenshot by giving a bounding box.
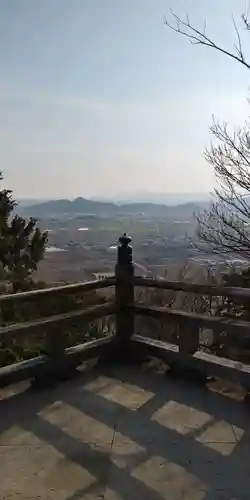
[165,8,250,71]
[165,6,250,258]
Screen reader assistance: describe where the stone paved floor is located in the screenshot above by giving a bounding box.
[0,361,250,499]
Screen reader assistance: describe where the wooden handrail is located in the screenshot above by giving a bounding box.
[132,304,250,340]
[133,276,250,300]
[0,335,114,387]
[2,233,250,389]
[131,335,250,387]
[0,277,116,303]
[2,274,250,305]
[0,302,116,339]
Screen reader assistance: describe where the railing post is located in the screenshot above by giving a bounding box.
[171,320,207,384]
[115,234,134,353]
[178,322,199,355]
[33,326,78,388]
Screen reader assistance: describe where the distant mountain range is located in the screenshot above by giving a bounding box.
[19,196,209,219]
[17,198,50,207]
[91,191,210,206]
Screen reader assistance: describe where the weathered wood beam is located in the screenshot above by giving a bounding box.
[0,277,116,303]
[132,304,250,341]
[0,302,117,339]
[0,335,115,387]
[133,276,250,300]
[131,334,250,388]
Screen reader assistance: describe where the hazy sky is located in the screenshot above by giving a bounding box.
[1,0,250,199]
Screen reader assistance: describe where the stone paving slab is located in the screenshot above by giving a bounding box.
[0,365,250,499]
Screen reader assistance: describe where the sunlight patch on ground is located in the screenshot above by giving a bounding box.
[132,455,207,500]
[195,421,245,456]
[39,400,115,449]
[0,425,92,499]
[84,375,154,410]
[39,400,146,463]
[152,400,212,435]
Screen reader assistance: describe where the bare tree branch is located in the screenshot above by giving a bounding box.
[232,16,244,60]
[165,9,250,71]
[165,7,250,260]
[189,117,250,259]
[242,1,250,30]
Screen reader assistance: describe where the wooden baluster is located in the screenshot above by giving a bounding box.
[167,320,208,384]
[178,321,199,354]
[33,324,77,388]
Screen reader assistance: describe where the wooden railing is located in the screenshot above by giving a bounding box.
[1,233,250,389]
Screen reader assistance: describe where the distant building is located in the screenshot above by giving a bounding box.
[93,272,115,281]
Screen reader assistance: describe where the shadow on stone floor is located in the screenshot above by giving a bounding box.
[0,361,250,499]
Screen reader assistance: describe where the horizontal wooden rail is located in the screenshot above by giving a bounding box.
[132,304,250,342]
[0,335,114,387]
[0,277,116,303]
[131,335,250,388]
[3,225,250,391]
[3,274,250,304]
[0,302,116,339]
[133,276,250,300]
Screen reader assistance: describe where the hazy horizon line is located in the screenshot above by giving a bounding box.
[16,191,211,200]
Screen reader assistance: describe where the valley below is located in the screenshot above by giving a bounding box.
[19,197,247,285]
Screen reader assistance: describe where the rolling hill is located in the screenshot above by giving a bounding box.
[19,196,208,219]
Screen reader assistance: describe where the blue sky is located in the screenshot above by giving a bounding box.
[0,0,250,199]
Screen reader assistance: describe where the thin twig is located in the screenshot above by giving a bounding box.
[165,10,250,71]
